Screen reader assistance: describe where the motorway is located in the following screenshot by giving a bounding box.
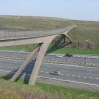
[0,51,99,91]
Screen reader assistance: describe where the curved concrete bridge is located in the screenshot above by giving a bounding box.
[0,26,73,85]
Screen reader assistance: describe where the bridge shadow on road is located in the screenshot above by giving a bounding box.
[1,59,36,84]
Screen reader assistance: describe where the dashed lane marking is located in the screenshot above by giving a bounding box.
[72,75,75,76]
[87,73,93,75]
[0,70,4,71]
[0,69,99,81]
[43,68,47,69]
[38,76,99,87]
[96,78,99,79]
[87,70,92,71]
[89,77,93,79]
[47,66,50,67]
[6,71,11,72]
[66,74,69,76]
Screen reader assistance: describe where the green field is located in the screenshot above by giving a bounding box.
[0,76,99,99]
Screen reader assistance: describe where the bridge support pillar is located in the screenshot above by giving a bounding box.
[29,35,56,85]
[29,42,50,85]
[10,44,41,82]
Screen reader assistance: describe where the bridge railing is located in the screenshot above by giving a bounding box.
[0,26,73,40]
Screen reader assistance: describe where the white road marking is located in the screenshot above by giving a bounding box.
[64,67,69,69]
[48,66,50,67]
[0,70,5,71]
[37,76,99,87]
[5,71,11,72]
[66,74,69,76]
[46,72,48,73]
[78,76,80,77]
[0,70,11,73]
[89,77,93,79]
[41,71,43,72]
[96,78,99,79]
[93,64,96,65]
[43,68,47,69]
[87,70,92,71]
[72,75,75,76]
[87,73,93,75]
[63,70,68,72]
[84,77,87,78]
[51,63,99,69]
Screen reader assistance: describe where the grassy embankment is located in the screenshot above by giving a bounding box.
[0,76,99,99]
[0,16,99,55]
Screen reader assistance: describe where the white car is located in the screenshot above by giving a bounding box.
[56,55,63,58]
[50,70,61,75]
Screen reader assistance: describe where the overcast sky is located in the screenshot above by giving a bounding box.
[0,0,99,21]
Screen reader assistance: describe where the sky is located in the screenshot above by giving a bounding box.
[0,0,99,21]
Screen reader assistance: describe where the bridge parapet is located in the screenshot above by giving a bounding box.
[0,26,73,40]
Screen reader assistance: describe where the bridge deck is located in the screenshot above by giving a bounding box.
[0,26,73,40]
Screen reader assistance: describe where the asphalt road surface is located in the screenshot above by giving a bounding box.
[0,50,99,66]
[0,51,99,91]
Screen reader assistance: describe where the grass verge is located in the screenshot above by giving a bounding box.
[0,75,99,99]
[0,44,99,55]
